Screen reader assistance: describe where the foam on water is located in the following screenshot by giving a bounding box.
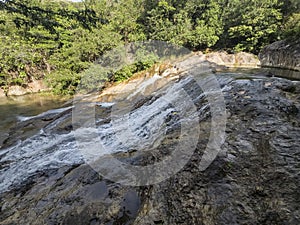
[94,102,115,107]
[17,106,73,122]
[0,74,210,193]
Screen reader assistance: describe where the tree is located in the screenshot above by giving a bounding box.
[185,0,223,49]
[144,0,223,49]
[221,0,282,53]
[280,0,300,40]
[108,0,146,43]
[0,0,299,95]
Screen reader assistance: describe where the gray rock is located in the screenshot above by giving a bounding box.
[259,40,300,79]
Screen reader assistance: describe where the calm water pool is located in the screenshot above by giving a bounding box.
[0,94,70,147]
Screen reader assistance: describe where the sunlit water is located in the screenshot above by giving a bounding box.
[0,94,70,146]
[0,69,298,193]
[0,74,206,192]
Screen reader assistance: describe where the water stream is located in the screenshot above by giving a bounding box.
[0,69,294,192]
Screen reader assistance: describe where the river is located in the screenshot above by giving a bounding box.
[0,64,299,224]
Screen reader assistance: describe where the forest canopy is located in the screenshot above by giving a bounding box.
[0,0,299,94]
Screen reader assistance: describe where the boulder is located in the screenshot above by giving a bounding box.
[206,51,236,65]
[7,85,27,96]
[259,40,300,71]
[1,68,299,225]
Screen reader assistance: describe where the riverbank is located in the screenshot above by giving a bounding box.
[0,51,260,98]
[0,79,50,98]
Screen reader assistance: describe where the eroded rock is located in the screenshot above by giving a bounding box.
[27,79,49,93]
[259,40,300,80]
[197,51,260,68]
[259,40,300,71]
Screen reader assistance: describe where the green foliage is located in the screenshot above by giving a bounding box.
[114,64,138,82]
[46,69,81,95]
[77,64,111,93]
[282,13,300,40]
[75,47,158,93]
[0,0,298,95]
[145,0,222,49]
[222,0,283,53]
[109,0,147,43]
[185,0,223,49]
[113,56,157,82]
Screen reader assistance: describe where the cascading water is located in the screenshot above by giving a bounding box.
[0,70,213,192]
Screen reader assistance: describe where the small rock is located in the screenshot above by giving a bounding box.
[264,82,272,87]
[7,85,28,96]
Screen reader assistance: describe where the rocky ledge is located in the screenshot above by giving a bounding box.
[259,40,300,79]
[198,51,260,68]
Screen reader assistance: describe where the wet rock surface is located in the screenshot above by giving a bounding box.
[0,65,299,225]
